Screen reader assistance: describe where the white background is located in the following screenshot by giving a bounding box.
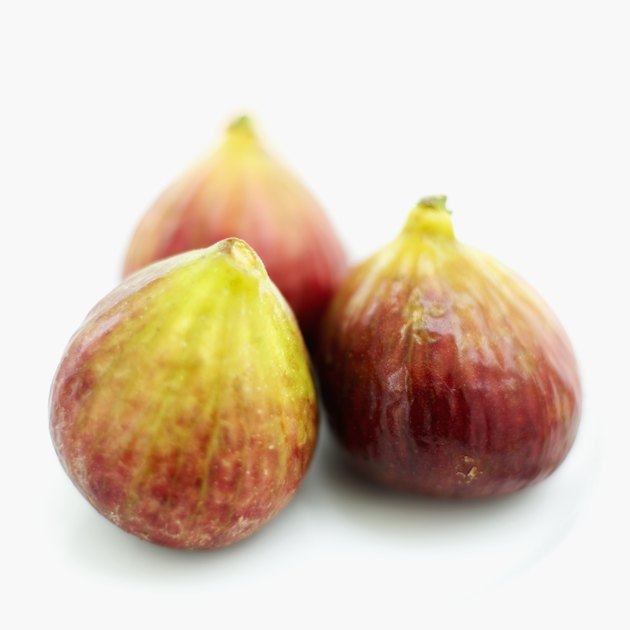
[1,1,628,628]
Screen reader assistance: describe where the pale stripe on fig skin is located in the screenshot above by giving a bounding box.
[186,268,303,545]
[171,254,313,545]
[52,272,175,471]
[178,312,249,546]
[51,242,317,548]
[60,264,213,535]
[447,252,506,459]
[123,261,232,541]
[451,261,524,474]
[472,261,552,473]
[170,155,252,253]
[437,251,576,493]
[184,256,315,542]
[126,119,266,272]
[424,241,579,471]
[122,169,208,276]
[190,274,243,538]
[218,170,345,339]
[317,204,580,497]
[434,252,568,488]
[123,132,250,276]
[123,120,347,341]
[459,251,581,467]
[51,271,165,504]
[220,155,348,337]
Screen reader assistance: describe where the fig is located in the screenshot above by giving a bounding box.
[317,197,581,498]
[123,116,347,341]
[50,238,318,548]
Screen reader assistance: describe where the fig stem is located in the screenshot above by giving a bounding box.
[418,195,449,212]
[401,195,455,240]
[227,115,256,136]
[224,115,262,155]
[216,238,268,278]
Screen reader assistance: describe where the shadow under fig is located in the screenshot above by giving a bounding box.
[62,483,307,583]
[315,423,584,544]
[61,421,588,582]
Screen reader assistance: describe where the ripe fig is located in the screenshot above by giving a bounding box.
[51,238,318,548]
[123,116,347,342]
[317,197,581,498]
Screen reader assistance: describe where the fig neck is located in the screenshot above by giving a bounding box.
[400,196,455,241]
[220,116,267,163]
[225,116,259,146]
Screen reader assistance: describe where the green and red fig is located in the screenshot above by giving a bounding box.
[50,238,318,548]
[123,116,347,342]
[317,197,581,498]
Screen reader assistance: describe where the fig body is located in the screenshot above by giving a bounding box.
[51,239,318,548]
[123,117,347,341]
[317,197,581,497]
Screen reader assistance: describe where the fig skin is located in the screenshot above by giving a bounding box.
[50,238,318,548]
[317,197,581,498]
[123,116,347,342]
